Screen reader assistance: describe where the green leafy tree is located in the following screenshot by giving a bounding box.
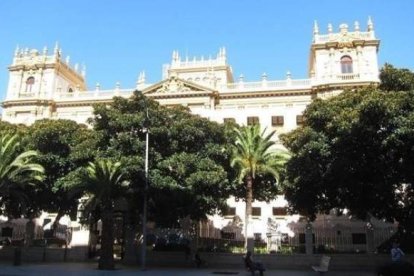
[90,91,234,229]
[26,119,98,229]
[231,125,289,250]
[281,87,414,232]
[0,134,44,217]
[379,63,414,92]
[67,160,127,270]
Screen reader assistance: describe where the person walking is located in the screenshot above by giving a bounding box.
[391,242,404,262]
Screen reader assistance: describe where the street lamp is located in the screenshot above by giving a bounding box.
[141,107,149,270]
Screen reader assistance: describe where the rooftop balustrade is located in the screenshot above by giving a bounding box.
[4,72,378,102]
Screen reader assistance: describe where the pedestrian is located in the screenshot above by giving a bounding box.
[391,241,404,262]
[194,250,204,268]
[244,251,265,276]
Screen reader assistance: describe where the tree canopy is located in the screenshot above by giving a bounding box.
[379,63,414,92]
[281,65,414,231]
[25,119,98,223]
[90,91,234,227]
[0,134,44,218]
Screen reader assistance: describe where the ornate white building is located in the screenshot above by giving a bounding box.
[2,19,391,251]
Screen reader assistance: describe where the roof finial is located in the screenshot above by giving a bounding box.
[328,23,333,34]
[354,21,360,32]
[367,16,374,31]
[43,46,48,56]
[137,70,146,86]
[81,64,86,77]
[14,45,20,57]
[313,20,319,35]
[54,41,59,56]
[286,70,291,79]
[261,72,267,81]
[66,55,70,64]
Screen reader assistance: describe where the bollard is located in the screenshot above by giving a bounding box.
[13,247,22,266]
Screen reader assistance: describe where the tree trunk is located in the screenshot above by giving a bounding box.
[98,208,115,270]
[245,175,254,252]
[51,211,64,237]
[122,211,138,265]
[25,219,35,247]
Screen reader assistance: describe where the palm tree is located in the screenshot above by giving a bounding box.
[231,125,289,251]
[0,134,44,204]
[69,160,127,270]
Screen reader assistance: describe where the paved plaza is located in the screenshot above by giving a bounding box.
[0,262,377,276]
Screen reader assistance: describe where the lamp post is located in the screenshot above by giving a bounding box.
[141,107,149,270]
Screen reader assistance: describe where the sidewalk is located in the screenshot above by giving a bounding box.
[0,262,376,276]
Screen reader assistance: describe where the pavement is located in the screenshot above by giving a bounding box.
[0,262,377,276]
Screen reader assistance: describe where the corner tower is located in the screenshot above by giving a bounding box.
[309,17,380,87]
[2,44,87,124]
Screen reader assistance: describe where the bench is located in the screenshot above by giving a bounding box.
[243,256,265,276]
[312,255,331,273]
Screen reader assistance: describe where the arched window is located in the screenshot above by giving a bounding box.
[68,88,73,93]
[340,56,353,74]
[25,77,35,92]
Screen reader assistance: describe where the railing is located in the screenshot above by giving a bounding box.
[220,79,312,92]
[4,73,379,102]
[336,73,360,81]
[171,59,226,69]
[314,31,374,44]
[18,92,36,98]
[58,89,134,100]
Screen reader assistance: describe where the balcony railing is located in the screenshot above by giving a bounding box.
[220,79,312,92]
[314,31,374,43]
[4,73,379,102]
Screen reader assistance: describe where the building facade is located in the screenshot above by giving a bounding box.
[2,19,392,251]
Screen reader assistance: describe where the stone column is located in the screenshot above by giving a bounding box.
[305,222,313,255]
[365,222,375,254]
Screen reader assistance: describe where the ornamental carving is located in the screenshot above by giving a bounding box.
[155,76,192,93]
[336,33,358,48]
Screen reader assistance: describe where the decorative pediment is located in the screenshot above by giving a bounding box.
[143,75,216,96]
[336,33,358,48]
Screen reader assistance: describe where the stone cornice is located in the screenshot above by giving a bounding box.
[312,39,380,50]
[1,99,51,108]
[311,81,379,92]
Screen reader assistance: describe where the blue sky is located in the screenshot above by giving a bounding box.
[1,0,413,99]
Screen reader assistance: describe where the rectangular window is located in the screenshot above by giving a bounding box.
[221,232,235,240]
[352,233,367,244]
[296,115,305,125]
[247,116,260,125]
[254,233,262,241]
[299,233,315,244]
[272,207,287,216]
[252,207,261,216]
[223,118,236,124]
[1,227,13,237]
[271,116,284,126]
[223,207,236,216]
